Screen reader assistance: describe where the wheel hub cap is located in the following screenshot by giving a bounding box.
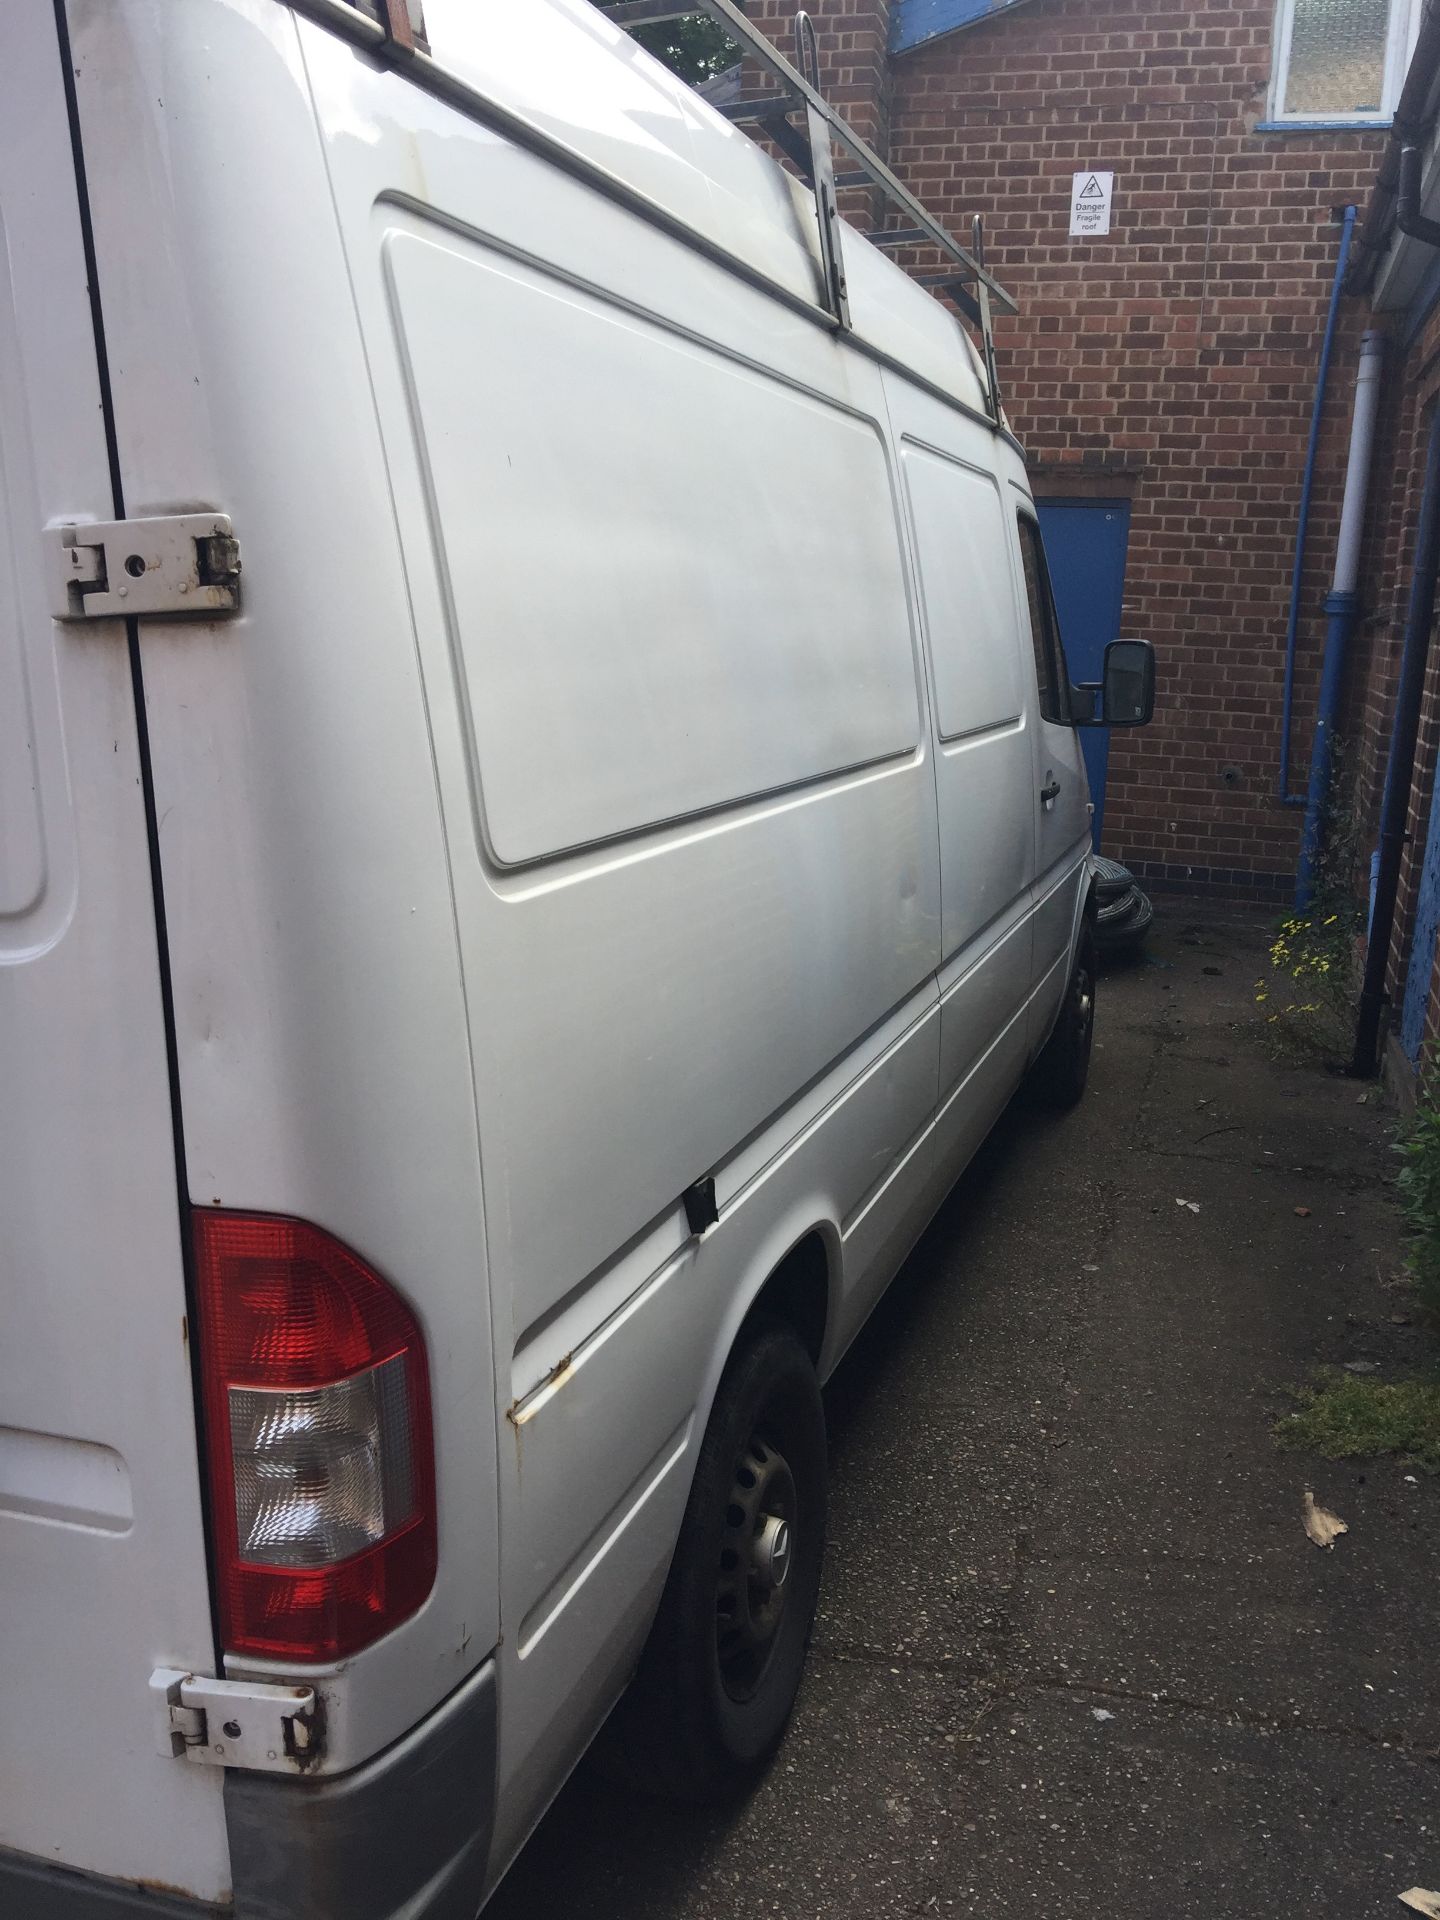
[754,1514,791,1588]
[714,1435,798,1701]
[1075,969,1093,1039]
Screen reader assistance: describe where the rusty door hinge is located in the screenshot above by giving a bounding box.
[150,1668,321,1774]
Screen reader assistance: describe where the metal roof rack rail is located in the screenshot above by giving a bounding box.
[597,0,1014,419]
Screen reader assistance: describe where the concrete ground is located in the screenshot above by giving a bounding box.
[487,906,1440,1920]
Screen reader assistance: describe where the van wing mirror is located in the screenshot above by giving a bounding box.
[1074,639,1155,728]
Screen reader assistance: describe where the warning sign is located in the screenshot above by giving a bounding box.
[1069,169,1114,238]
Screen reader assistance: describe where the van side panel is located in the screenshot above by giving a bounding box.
[293,18,945,1872]
[386,232,921,868]
[0,10,227,1900]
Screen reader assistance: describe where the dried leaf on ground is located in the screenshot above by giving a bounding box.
[1398,1891,1440,1917]
[1295,1206,1312,1217]
[1302,1488,1348,1548]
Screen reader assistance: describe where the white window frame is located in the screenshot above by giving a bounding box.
[1268,0,1420,125]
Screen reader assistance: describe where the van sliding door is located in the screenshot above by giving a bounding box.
[885,374,1037,1160]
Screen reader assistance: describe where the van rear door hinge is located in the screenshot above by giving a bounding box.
[48,513,241,619]
[150,1667,321,1774]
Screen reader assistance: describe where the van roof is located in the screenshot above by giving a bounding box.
[528,1,999,416]
[311,0,1006,425]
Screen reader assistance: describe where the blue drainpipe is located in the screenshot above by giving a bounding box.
[1278,203,1357,807]
[1295,328,1385,910]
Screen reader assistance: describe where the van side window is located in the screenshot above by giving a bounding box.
[900,445,1022,742]
[1016,515,1071,726]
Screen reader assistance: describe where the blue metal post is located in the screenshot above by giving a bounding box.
[1295,590,1358,908]
[1278,204,1357,806]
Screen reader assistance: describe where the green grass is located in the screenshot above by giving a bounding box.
[1396,1102,1440,1324]
[1275,1368,1440,1473]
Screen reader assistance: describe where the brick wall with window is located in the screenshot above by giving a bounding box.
[739,0,1408,898]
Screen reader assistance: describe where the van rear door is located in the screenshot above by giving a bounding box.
[0,12,228,1905]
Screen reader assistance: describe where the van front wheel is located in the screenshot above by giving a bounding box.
[615,1321,826,1802]
[1028,921,1097,1110]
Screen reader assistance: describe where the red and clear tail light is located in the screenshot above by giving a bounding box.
[194,1211,436,1662]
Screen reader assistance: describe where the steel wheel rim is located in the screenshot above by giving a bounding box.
[1074,961,1094,1056]
[714,1432,798,1702]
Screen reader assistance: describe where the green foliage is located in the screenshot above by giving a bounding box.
[1253,742,1363,1059]
[1274,1094,1440,1468]
[631,14,740,83]
[1274,1368,1440,1472]
[1252,908,1359,1057]
[1396,1095,1440,1322]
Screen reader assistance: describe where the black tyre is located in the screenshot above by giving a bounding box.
[1113,887,1159,948]
[1092,855,1135,904]
[1096,884,1142,928]
[1097,887,1154,950]
[613,1321,827,1802]
[1027,921,1097,1110]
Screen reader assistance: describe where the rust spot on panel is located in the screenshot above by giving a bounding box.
[510,1352,575,1430]
[180,1314,188,1348]
[286,1689,326,1774]
[507,1348,579,1480]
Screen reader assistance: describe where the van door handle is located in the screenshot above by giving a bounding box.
[1040,778,1061,805]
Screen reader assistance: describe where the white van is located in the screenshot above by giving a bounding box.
[0,2,1153,1914]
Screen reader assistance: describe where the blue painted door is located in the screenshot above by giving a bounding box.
[1401,778,1440,1062]
[1036,499,1132,848]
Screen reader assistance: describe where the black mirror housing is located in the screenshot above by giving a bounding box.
[1074,639,1155,728]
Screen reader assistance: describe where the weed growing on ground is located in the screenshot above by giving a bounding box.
[1253,746,1363,1061]
[1273,1098,1440,1470]
[1253,909,1359,1060]
[1275,1368,1440,1473]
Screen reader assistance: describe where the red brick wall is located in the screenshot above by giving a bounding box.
[744,0,1390,895]
[746,0,893,152]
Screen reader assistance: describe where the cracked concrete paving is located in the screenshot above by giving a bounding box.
[486,907,1440,1919]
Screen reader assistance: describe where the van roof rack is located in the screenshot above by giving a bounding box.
[597,1,1014,419]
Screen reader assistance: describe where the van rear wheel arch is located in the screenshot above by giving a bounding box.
[609,1317,827,1800]
[600,1221,837,1797]
[737,1226,835,1374]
